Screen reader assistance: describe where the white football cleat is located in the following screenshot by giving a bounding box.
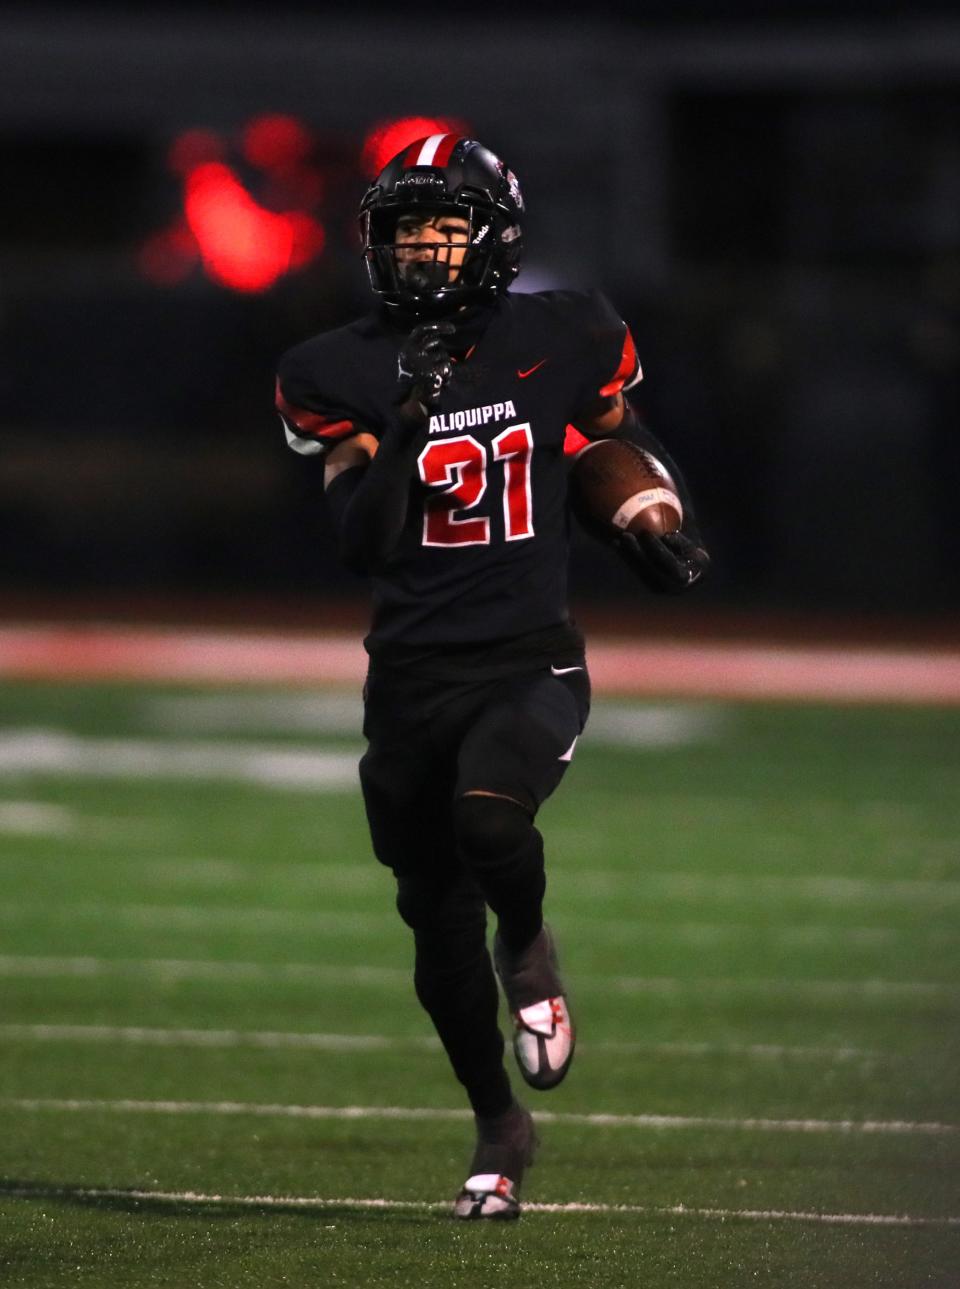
[511,995,575,1090]
[453,1173,520,1220]
[494,925,575,1091]
[452,1101,536,1221]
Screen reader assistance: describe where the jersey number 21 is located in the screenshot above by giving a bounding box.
[417,425,534,548]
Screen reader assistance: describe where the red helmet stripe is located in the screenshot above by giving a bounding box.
[402,137,429,166]
[402,133,458,168]
[431,133,459,166]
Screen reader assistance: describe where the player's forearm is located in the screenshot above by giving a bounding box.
[327,324,455,573]
[619,413,703,546]
[577,396,704,545]
[326,422,424,573]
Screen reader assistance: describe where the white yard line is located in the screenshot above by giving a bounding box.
[0,730,361,792]
[0,1025,429,1052]
[13,853,959,909]
[0,711,717,790]
[0,801,79,836]
[0,901,398,935]
[0,954,954,1001]
[556,871,960,906]
[604,975,956,999]
[1,1183,956,1228]
[147,694,722,748]
[0,1024,875,1063]
[147,692,367,735]
[3,900,950,950]
[0,955,408,985]
[7,847,959,909]
[140,859,385,893]
[5,1098,956,1137]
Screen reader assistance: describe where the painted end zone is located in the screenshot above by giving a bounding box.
[0,625,959,703]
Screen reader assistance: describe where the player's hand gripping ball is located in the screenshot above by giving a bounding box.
[569,438,682,538]
[569,438,710,594]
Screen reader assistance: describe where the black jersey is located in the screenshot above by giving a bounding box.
[276,290,641,654]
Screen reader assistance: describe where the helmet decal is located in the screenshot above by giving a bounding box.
[498,162,525,212]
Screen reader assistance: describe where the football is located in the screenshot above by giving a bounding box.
[569,438,683,538]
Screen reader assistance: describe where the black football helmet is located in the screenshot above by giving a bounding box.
[360,135,524,315]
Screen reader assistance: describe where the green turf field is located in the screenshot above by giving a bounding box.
[0,680,958,1287]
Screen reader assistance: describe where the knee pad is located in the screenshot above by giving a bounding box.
[453,794,544,902]
[453,794,536,867]
[453,794,546,945]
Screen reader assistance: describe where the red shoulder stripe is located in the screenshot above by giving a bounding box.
[275,379,355,441]
[598,326,641,398]
[563,425,592,457]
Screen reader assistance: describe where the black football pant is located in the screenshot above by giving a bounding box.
[358,661,590,1118]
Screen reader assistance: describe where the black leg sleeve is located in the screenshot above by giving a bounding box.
[396,873,514,1120]
[323,419,426,575]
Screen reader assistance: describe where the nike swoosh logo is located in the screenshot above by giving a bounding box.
[551,665,584,676]
[517,359,548,379]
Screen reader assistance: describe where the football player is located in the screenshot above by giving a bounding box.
[275,135,709,1220]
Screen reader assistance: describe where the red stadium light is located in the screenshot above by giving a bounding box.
[285,210,326,269]
[184,161,324,293]
[242,114,313,173]
[141,116,326,292]
[361,115,470,177]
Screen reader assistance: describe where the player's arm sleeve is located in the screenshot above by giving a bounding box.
[277,346,426,574]
[324,417,426,576]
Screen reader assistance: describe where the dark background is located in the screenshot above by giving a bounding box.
[1,2,958,637]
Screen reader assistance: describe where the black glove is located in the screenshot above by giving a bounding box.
[397,322,455,428]
[615,529,711,594]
